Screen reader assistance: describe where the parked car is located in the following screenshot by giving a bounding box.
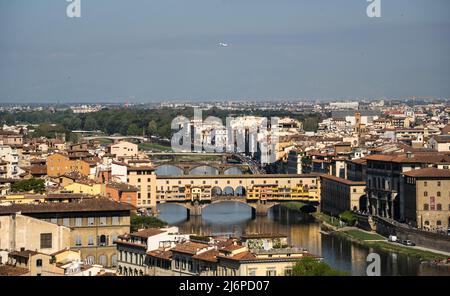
[388,235,398,242]
[401,240,415,246]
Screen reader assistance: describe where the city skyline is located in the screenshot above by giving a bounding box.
[1,0,450,103]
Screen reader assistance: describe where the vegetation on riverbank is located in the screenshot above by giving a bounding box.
[131,214,167,232]
[341,229,385,241]
[334,230,446,261]
[313,212,342,228]
[292,256,348,276]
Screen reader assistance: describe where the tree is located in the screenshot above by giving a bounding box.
[130,214,167,232]
[147,120,158,136]
[127,124,141,136]
[292,256,347,276]
[339,211,357,226]
[11,179,46,194]
[84,117,98,131]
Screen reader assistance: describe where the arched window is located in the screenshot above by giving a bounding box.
[99,235,107,246]
[424,221,430,226]
[111,254,117,267]
[86,256,95,265]
[99,255,107,266]
[437,204,442,211]
[423,204,429,211]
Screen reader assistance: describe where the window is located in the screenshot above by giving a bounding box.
[99,255,107,266]
[437,181,441,187]
[437,192,441,197]
[424,181,427,187]
[437,204,442,211]
[112,216,119,225]
[437,220,442,226]
[284,268,293,276]
[248,268,257,276]
[353,188,356,193]
[50,218,57,224]
[111,254,118,267]
[100,217,107,226]
[424,221,430,226]
[88,217,95,226]
[36,259,42,267]
[99,235,108,246]
[423,204,429,211]
[63,218,70,227]
[266,268,277,276]
[175,259,180,269]
[75,217,82,227]
[88,235,94,246]
[86,256,94,265]
[40,233,52,249]
[75,235,82,246]
[424,191,428,197]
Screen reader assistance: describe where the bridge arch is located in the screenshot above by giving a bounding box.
[188,165,219,175]
[222,186,234,196]
[211,186,222,197]
[155,164,184,176]
[235,186,246,196]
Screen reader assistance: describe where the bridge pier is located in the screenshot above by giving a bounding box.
[185,201,203,218]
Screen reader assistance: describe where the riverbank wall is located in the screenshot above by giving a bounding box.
[356,214,450,253]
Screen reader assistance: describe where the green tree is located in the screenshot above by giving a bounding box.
[130,214,167,232]
[11,179,46,194]
[339,211,357,226]
[125,123,140,136]
[147,120,158,136]
[84,117,98,131]
[292,256,347,276]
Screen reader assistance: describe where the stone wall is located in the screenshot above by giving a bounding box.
[373,216,450,252]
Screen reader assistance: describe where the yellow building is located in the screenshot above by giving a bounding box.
[64,180,105,196]
[0,193,45,205]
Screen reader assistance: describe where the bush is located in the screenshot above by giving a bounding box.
[11,178,45,194]
[130,214,167,232]
[292,256,347,276]
[339,211,357,226]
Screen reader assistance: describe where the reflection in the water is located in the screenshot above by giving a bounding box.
[156,202,450,276]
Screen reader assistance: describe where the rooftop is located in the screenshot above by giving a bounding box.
[0,198,134,215]
[403,167,450,178]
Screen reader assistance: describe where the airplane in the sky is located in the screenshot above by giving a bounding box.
[218,42,229,47]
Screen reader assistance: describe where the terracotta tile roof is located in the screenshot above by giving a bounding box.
[320,174,366,186]
[0,265,29,276]
[9,250,40,258]
[171,242,210,255]
[347,158,367,165]
[147,249,172,260]
[192,249,219,263]
[107,181,138,192]
[403,167,450,178]
[365,153,450,164]
[131,228,165,238]
[0,198,134,215]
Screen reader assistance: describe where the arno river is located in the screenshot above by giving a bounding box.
[157,201,450,276]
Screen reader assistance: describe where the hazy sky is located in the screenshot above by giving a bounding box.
[1,0,449,103]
